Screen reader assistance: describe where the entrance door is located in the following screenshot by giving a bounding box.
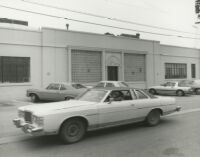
[107,66,118,81]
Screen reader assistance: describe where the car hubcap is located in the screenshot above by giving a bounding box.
[178,91,182,96]
[67,124,80,137]
[31,95,35,101]
[148,112,160,125]
[149,115,158,124]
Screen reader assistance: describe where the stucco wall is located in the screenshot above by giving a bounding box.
[0,26,42,99]
[1,26,200,100]
[160,45,200,83]
[42,28,160,88]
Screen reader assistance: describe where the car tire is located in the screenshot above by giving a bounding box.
[146,110,161,126]
[195,88,200,95]
[65,96,74,101]
[149,89,157,95]
[59,118,86,144]
[176,90,184,96]
[30,94,39,102]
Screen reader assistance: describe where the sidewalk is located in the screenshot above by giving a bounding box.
[0,97,31,108]
[0,96,33,144]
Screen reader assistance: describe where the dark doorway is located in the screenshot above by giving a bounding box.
[107,66,118,81]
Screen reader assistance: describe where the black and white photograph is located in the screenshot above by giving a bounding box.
[0,0,200,156]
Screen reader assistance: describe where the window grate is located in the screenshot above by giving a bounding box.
[165,63,187,79]
[0,56,30,83]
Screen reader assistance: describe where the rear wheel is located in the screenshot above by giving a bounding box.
[146,110,161,126]
[59,118,86,144]
[149,89,156,95]
[30,94,39,102]
[176,90,184,96]
[65,96,74,101]
[195,88,200,95]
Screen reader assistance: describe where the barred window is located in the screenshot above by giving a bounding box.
[165,63,187,79]
[191,64,196,78]
[0,56,30,83]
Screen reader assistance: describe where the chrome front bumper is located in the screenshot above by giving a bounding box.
[175,106,181,112]
[13,118,43,135]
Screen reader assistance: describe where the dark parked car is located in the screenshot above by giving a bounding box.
[27,83,87,102]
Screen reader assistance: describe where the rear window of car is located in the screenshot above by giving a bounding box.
[72,84,86,89]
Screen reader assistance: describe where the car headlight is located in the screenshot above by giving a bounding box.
[18,110,24,118]
[32,115,44,126]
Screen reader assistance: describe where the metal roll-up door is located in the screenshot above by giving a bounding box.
[124,53,145,81]
[71,49,102,83]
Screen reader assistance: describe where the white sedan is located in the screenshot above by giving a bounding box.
[94,81,129,88]
[148,81,193,96]
[13,87,181,144]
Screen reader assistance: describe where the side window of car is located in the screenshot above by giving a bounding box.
[76,84,86,89]
[107,91,124,102]
[60,84,67,90]
[121,90,132,100]
[135,90,148,99]
[46,84,60,90]
[106,83,114,87]
[95,82,105,88]
[105,90,132,102]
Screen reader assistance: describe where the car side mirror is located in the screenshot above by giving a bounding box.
[108,97,114,104]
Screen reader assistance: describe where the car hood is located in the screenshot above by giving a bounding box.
[27,88,47,92]
[19,100,95,115]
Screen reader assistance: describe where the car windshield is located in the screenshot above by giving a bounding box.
[77,90,108,102]
[119,82,129,87]
[141,89,157,98]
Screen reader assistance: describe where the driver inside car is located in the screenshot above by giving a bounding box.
[110,91,124,101]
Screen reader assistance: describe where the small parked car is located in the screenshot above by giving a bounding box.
[26,83,87,102]
[94,81,129,88]
[148,81,193,96]
[178,80,200,94]
[13,87,181,144]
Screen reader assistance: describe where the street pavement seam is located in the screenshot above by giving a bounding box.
[1,107,200,145]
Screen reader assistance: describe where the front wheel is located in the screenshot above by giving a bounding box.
[176,90,184,96]
[195,88,200,95]
[146,110,161,126]
[59,118,86,144]
[30,94,39,102]
[149,89,156,95]
[65,96,74,101]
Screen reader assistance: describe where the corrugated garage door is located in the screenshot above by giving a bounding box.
[71,49,102,83]
[124,53,145,81]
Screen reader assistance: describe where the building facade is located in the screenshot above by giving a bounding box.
[0,25,200,99]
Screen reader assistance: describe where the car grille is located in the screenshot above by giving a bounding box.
[24,111,32,123]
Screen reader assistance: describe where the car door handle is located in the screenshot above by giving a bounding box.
[130,104,135,107]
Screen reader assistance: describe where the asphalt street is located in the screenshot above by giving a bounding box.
[0,95,200,157]
[0,109,200,157]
